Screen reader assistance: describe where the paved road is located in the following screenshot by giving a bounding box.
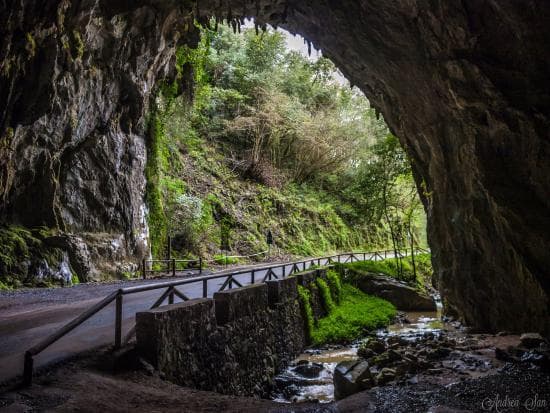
[0,252,398,384]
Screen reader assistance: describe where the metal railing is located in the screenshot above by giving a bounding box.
[22,247,429,385]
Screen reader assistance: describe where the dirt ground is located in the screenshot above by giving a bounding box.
[1,334,549,413]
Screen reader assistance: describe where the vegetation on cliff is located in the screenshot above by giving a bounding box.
[146,23,425,262]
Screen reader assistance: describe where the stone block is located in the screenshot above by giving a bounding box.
[214,283,268,325]
[136,298,215,366]
[266,276,298,307]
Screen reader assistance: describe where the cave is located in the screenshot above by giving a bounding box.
[1,0,549,337]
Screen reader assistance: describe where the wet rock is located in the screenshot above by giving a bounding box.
[373,349,402,367]
[375,367,397,385]
[293,362,324,378]
[359,337,386,355]
[333,360,374,400]
[520,333,546,349]
[357,347,377,360]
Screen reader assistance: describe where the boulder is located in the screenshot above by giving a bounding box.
[333,360,374,400]
[520,333,545,349]
[355,273,437,311]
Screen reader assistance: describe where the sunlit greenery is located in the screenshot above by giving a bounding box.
[146,22,425,260]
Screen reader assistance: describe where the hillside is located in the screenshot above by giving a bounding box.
[146,24,426,263]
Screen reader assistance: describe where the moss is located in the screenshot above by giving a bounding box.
[72,30,84,60]
[311,284,396,345]
[297,285,315,341]
[316,277,335,313]
[145,113,169,258]
[25,32,36,59]
[326,269,343,303]
[71,273,80,285]
[0,225,67,289]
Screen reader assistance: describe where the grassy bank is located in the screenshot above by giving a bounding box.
[299,270,396,345]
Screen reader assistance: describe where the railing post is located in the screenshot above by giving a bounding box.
[142,258,146,279]
[228,276,233,289]
[384,250,387,259]
[115,293,123,349]
[282,265,286,278]
[23,351,33,386]
[338,255,341,263]
[251,269,255,284]
[168,287,174,305]
[199,257,203,274]
[202,279,208,298]
[303,262,306,271]
[172,259,176,277]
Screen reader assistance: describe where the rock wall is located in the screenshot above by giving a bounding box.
[0,0,195,278]
[136,277,306,396]
[1,1,549,333]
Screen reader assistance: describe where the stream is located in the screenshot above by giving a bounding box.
[271,297,447,404]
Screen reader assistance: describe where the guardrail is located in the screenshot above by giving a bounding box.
[22,247,429,385]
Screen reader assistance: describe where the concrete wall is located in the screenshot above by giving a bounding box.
[136,275,312,396]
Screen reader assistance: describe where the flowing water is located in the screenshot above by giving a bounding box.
[271,297,447,404]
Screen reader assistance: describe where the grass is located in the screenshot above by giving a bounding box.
[297,270,396,345]
[213,254,240,265]
[311,283,396,345]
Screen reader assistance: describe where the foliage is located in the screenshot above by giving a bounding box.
[311,284,396,344]
[144,23,426,261]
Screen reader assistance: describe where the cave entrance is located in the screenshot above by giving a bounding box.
[150,19,429,285]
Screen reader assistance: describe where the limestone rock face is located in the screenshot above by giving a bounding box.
[0,0,188,277]
[1,1,549,334]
